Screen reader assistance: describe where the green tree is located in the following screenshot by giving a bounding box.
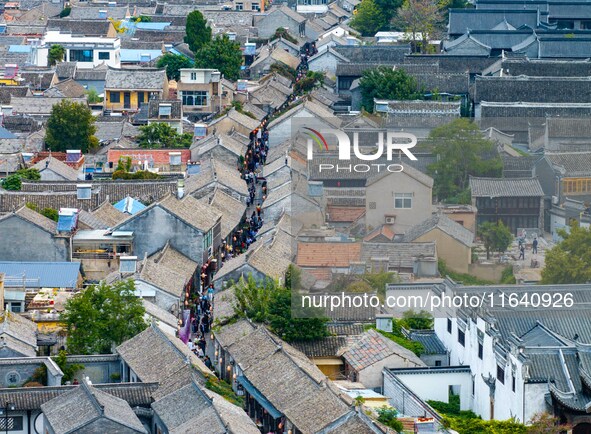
[185,10,212,53]
[194,35,243,81]
[2,174,21,191]
[59,6,71,17]
[25,203,59,221]
[542,223,591,284]
[359,66,423,112]
[394,0,444,53]
[400,309,433,330]
[233,274,329,342]
[294,71,325,94]
[61,280,148,355]
[86,88,102,103]
[376,406,404,432]
[45,100,98,153]
[426,119,502,202]
[137,123,193,149]
[479,221,513,260]
[48,44,66,66]
[156,53,194,81]
[350,0,387,36]
[15,168,40,181]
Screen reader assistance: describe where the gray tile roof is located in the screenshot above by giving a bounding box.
[327,323,365,336]
[32,157,80,181]
[469,176,544,197]
[10,97,87,116]
[291,336,349,358]
[67,5,129,20]
[151,382,227,434]
[46,19,113,37]
[403,213,474,247]
[116,325,209,395]
[105,68,167,91]
[0,382,157,411]
[9,205,57,234]
[361,242,437,270]
[139,244,197,298]
[502,58,591,77]
[334,45,410,63]
[54,62,77,80]
[342,329,425,371]
[545,152,591,177]
[0,311,37,357]
[218,320,353,434]
[201,189,246,239]
[40,382,147,434]
[407,330,446,355]
[475,76,591,104]
[448,9,542,35]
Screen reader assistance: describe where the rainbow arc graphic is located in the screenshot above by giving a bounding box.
[302,127,329,151]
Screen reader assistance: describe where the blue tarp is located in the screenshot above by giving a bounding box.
[57,214,77,232]
[114,196,146,215]
[237,376,282,419]
[8,45,31,53]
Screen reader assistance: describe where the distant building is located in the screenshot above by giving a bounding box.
[469,177,544,234]
[104,69,168,112]
[35,30,121,69]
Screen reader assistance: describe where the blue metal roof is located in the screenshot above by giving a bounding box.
[120,49,163,63]
[0,262,81,288]
[0,126,16,139]
[113,196,146,215]
[237,376,282,419]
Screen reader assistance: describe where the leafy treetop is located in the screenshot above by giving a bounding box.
[185,10,212,53]
[359,66,423,112]
[542,222,591,284]
[45,100,98,154]
[61,280,148,355]
[137,122,193,149]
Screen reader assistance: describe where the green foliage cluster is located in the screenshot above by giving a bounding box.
[367,324,425,356]
[59,7,71,17]
[427,119,503,202]
[376,406,403,431]
[156,53,194,81]
[138,122,193,149]
[2,168,41,191]
[542,223,591,284]
[231,101,257,119]
[351,0,388,36]
[194,35,243,81]
[270,62,297,81]
[294,71,325,95]
[48,44,66,66]
[205,375,244,406]
[233,267,329,342]
[31,350,84,385]
[479,221,513,260]
[26,202,59,221]
[500,266,516,284]
[45,100,98,153]
[271,27,298,44]
[185,10,212,53]
[112,170,161,180]
[359,66,423,112]
[86,88,102,103]
[61,280,148,354]
[129,15,152,22]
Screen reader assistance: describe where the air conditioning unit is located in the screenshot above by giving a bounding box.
[207,246,214,258]
[385,216,396,224]
[552,196,559,205]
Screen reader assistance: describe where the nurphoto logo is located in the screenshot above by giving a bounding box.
[303,127,418,173]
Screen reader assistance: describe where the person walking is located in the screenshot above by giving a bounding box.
[532,237,538,254]
[519,244,525,260]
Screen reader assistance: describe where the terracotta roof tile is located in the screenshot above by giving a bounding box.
[296,242,361,268]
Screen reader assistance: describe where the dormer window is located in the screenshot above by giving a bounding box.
[76,184,92,200]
